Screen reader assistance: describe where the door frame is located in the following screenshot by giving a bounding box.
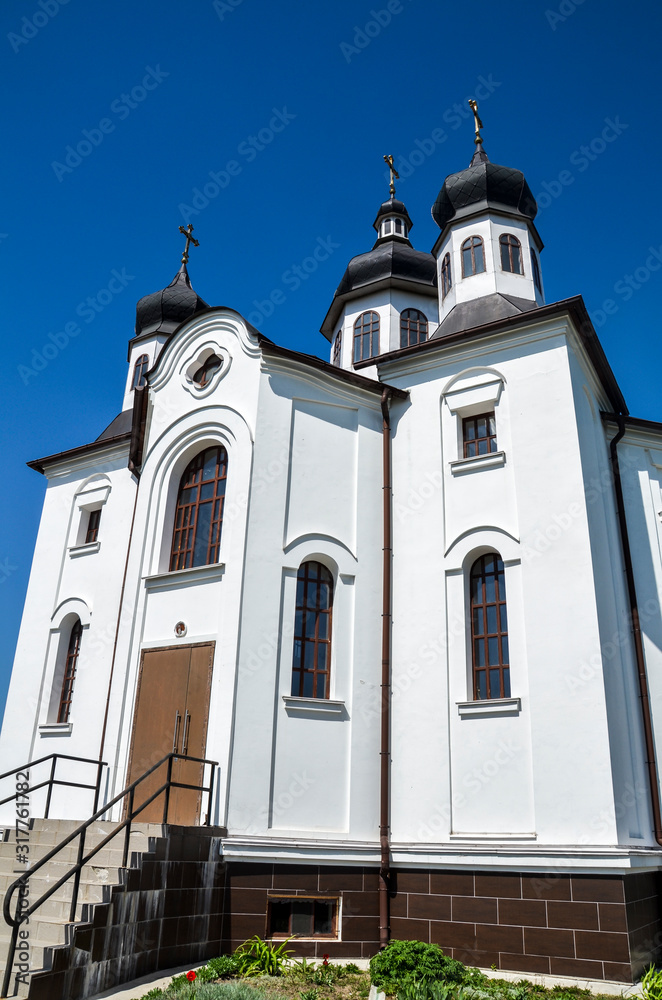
[125,641,215,822]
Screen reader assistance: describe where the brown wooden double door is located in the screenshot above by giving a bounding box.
[127,643,214,825]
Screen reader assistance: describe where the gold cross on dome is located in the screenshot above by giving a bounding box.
[383,154,399,198]
[468,99,484,145]
[178,223,200,264]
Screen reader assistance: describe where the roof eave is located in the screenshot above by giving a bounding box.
[320,274,439,340]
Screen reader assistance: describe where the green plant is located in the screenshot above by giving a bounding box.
[370,940,467,993]
[157,986,267,1000]
[642,967,662,1000]
[291,958,317,979]
[207,956,242,979]
[345,964,361,974]
[300,989,320,1000]
[234,935,294,977]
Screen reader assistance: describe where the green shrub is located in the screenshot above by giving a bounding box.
[157,985,266,1000]
[345,963,362,974]
[207,956,241,979]
[234,935,294,977]
[642,967,662,1000]
[370,940,467,993]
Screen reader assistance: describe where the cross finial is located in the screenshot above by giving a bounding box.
[178,224,200,265]
[383,154,399,198]
[468,99,484,146]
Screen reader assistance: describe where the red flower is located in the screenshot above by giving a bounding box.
[186,970,196,981]
[323,955,330,966]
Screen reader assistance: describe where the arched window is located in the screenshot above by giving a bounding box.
[170,446,228,570]
[57,619,82,724]
[470,554,510,700]
[132,354,149,390]
[291,561,333,699]
[332,330,342,366]
[461,236,485,277]
[193,354,222,387]
[500,234,523,274]
[353,311,380,363]
[441,253,452,298]
[400,309,428,349]
[530,249,542,294]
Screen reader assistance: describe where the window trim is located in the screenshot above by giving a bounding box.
[353,311,380,364]
[499,233,523,275]
[462,412,497,458]
[291,560,334,700]
[169,446,228,571]
[469,553,510,701]
[132,354,149,390]
[461,235,485,277]
[267,894,340,940]
[57,619,82,724]
[441,252,452,298]
[400,308,428,349]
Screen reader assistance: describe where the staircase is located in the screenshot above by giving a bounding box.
[0,819,162,998]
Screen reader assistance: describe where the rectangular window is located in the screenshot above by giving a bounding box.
[462,412,497,458]
[268,896,338,939]
[85,508,101,544]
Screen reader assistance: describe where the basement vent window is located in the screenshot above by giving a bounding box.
[268,896,339,939]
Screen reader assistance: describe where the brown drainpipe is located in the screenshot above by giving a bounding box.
[379,388,393,948]
[608,414,662,846]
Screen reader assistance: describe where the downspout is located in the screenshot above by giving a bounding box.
[379,388,393,949]
[608,414,662,845]
[98,386,148,768]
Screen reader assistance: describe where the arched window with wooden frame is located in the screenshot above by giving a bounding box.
[499,233,523,274]
[57,619,82,724]
[353,311,380,364]
[470,553,510,700]
[132,354,149,390]
[441,252,452,298]
[400,308,428,349]
[170,446,228,570]
[461,236,485,277]
[291,561,333,699]
[332,330,342,366]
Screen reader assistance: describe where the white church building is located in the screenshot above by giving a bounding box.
[2,116,662,992]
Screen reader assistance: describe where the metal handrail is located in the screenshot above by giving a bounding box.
[1,752,218,998]
[0,753,108,818]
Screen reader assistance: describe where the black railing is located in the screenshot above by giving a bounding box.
[1,752,218,998]
[0,753,107,819]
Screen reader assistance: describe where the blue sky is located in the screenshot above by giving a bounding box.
[1,0,661,722]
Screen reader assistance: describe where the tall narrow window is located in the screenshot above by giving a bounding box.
[291,561,333,699]
[441,252,452,298]
[353,311,380,363]
[170,446,228,570]
[470,554,510,700]
[500,234,523,274]
[400,309,428,348]
[85,508,101,544]
[57,620,82,723]
[463,412,497,457]
[461,236,485,277]
[531,249,542,294]
[132,354,149,390]
[332,330,342,366]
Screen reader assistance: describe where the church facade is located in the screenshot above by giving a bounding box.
[2,121,662,984]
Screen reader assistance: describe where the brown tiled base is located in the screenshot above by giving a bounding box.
[221,863,662,982]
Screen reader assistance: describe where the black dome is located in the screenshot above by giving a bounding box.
[372,197,413,232]
[432,148,537,231]
[335,239,436,296]
[135,263,209,337]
